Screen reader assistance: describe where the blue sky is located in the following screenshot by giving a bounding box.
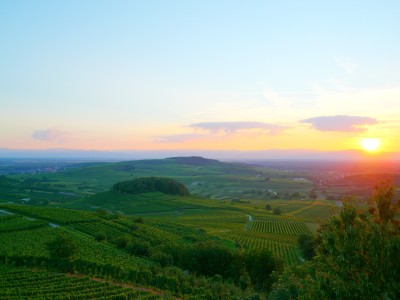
[1,1,399,153]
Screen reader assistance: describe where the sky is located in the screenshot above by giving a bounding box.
[1,1,399,156]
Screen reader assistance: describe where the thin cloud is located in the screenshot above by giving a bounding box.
[32,129,67,142]
[155,133,206,143]
[300,115,378,132]
[189,121,289,135]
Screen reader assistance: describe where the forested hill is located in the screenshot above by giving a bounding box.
[112,177,190,196]
[166,156,222,166]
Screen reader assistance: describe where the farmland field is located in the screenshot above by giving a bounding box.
[250,219,313,236]
[0,266,166,299]
[0,157,356,299]
[2,157,316,206]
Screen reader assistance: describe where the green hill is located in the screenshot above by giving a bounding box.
[1,157,314,205]
[166,156,222,166]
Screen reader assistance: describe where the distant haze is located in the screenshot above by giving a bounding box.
[0,148,399,162]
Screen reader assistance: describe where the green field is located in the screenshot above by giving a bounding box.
[0,157,344,299]
[3,157,314,205]
[0,266,167,299]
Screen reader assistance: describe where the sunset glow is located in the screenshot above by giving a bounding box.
[0,1,399,157]
[360,138,381,152]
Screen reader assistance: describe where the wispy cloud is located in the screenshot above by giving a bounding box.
[154,133,205,143]
[189,121,289,135]
[300,115,378,132]
[32,129,67,142]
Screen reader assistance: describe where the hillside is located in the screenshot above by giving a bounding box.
[166,156,222,166]
[0,157,314,205]
[0,202,317,299]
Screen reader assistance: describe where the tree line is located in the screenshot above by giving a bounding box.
[112,177,190,196]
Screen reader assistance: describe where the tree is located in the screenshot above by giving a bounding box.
[369,179,399,226]
[309,190,317,200]
[133,217,144,224]
[301,181,400,299]
[46,234,78,261]
[291,192,301,199]
[265,204,272,211]
[182,241,235,278]
[273,208,281,215]
[95,232,106,242]
[244,249,282,291]
[112,177,190,196]
[115,236,130,248]
[127,240,151,257]
[297,234,315,260]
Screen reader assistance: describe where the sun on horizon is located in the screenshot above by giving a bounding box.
[360,138,382,152]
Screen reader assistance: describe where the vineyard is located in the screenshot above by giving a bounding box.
[250,219,313,236]
[0,155,392,299]
[0,158,337,299]
[0,205,252,299]
[0,205,187,247]
[0,227,244,299]
[216,231,301,265]
[0,266,166,299]
[82,191,216,215]
[290,203,334,220]
[0,214,48,233]
[0,226,148,269]
[71,220,132,244]
[0,205,99,224]
[174,212,248,232]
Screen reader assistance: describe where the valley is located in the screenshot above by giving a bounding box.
[0,156,398,299]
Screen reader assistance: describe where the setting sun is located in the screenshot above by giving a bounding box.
[360,138,381,152]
